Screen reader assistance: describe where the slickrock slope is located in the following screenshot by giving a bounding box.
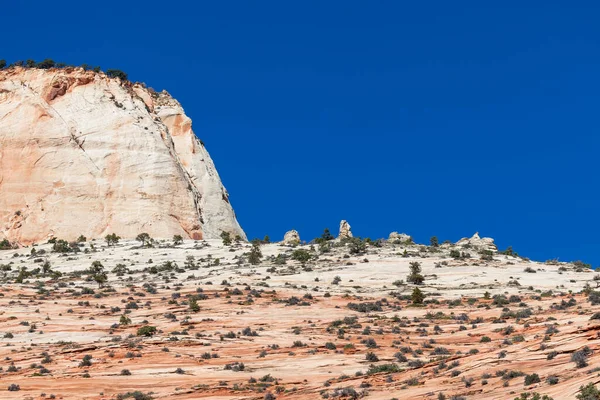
[0,67,245,244]
[0,236,599,399]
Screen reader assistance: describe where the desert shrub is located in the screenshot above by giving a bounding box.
[7,384,20,391]
[347,237,366,255]
[116,391,154,400]
[325,342,336,350]
[106,69,128,81]
[514,393,553,400]
[221,231,232,246]
[347,301,383,313]
[577,383,600,400]
[291,249,311,263]
[367,363,401,375]
[524,373,541,385]
[411,287,425,304]
[137,326,157,337]
[571,347,592,368]
[173,235,183,245]
[588,291,600,305]
[105,233,120,246]
[79,354,92,367]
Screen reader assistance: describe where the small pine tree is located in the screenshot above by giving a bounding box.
[263,235,271,244]
[248,240,262,265]
[189,298,200,312]
[173,235,183,246]
[42,261,52,275]
[221,231,232,246]
[411,287,425,304]
[321,228,334,241]
[0,60,6,69]
[89,261,107,287]
[430,236,439,247]
[407,261,424,284]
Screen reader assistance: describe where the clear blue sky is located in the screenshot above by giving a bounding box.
[4,1,599,265]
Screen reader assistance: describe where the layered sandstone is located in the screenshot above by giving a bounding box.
[0,67,245,244]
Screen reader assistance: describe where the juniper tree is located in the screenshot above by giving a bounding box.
[248,240,262,265]
[407,261,424,284]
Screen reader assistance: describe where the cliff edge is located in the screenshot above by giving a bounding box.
[0,67,245,244]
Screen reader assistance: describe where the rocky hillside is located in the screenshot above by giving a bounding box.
[0,232,597,399]
[0,67,245,244]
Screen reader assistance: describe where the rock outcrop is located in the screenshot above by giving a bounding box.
[388,231,412,243]
[0,67,245,244]
[282,230,300,245]
[455,232,497,251]
[338,220,352,239]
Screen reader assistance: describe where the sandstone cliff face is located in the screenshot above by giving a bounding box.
[0,67,245,244]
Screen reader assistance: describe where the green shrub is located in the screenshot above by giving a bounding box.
[524,373,541,385]
[220,231,232,246]
[411,287,424,304]
[36,59,55,69]
[137,326,157,337]
[106,69,128,81]
[577,383,600,400]
[291,249,311,263]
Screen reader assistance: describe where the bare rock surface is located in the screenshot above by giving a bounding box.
[338,220,353,239]
[456,232,497,251]
[0,235,597,399]
[0,67,245,245]
[388,231,412,242]
[282,229,300,245]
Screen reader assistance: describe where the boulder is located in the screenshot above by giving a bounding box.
[338,220,353,239]
[455,232,497,251]
[282,230,300,245]
[388,232,412,243]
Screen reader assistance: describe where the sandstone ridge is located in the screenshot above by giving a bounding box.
[0,67,245,244]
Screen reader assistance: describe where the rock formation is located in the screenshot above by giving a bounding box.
[388,231,412,243]
[0,67,245,244]
[338,220,352,239]
[455,232,497,251]
[282,230,300,245]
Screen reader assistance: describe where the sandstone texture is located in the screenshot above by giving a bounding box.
[338,219,352,239]
[0,67,245,245]
[0,236,598,399]
[456,232,497,251]
[282,229,300,245]
[388,231,412,242]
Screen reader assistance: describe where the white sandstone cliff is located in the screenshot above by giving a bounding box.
[0,67,245,244]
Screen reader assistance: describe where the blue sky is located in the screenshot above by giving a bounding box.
[4,1,599,265]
